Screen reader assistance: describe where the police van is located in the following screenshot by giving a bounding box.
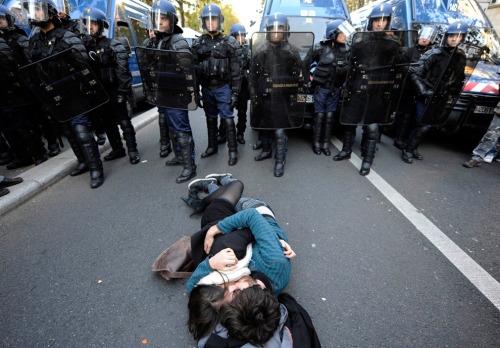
[351,0,500,136]
[2,0,151,109]
[260,0,351,128]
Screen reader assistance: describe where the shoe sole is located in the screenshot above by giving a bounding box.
[205,173,232,180]
[188,178,217,190]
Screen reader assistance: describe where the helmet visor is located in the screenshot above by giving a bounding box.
[337,21,355,38]
[233,31,246,44]
[22,0,50,22]
[419,26,438,43]
[201,14,221,31]
[150,9,174,33]
[80,16,99,36]
[55,0,70,15]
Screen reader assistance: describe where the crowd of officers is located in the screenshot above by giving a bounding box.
[0,0,473,191]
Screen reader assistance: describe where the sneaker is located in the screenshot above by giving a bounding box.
[188,178,217,192]
[205,173,233,185]
[462,159,481,168]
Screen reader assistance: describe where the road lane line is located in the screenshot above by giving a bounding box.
[332,137,500,311]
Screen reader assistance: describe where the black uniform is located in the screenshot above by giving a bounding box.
[191,33,242,166]
[250,40,302,177]
[308,40,349,155]
[85,35,140,164]
[28,27,104,188]
[142,27,197,183]
[0,26,48,169]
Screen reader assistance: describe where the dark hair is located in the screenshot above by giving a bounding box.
[219,286,281,345]
[187,285,225,340]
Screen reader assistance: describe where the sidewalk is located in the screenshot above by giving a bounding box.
[0,108,158,217]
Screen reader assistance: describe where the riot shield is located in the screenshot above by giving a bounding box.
[135,47,197,110]
[0,55,28,109]
[340,30,416,126]
[249,31,314,129]
[18,48,108,122]
[419,43,481,126]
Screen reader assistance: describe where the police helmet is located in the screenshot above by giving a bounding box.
[80,7,108,38]
[22,0,60,26]
[200,3,224,32]
[390,17,405,31]
[55,0,71,15]
[366,3,393,31]
[150,0,178,34]
[266,12,289,42]
[417,25,438,44]
[230,23,246,44]
[0,4,16,30]
[442,21,468,47]
[325,19,355,42]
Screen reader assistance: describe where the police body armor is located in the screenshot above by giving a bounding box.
[411,44,479,126]
[20,28,109,122]
[340,30,415,126]
[311,42,349,89]
[137,32,197,110]
[192,33,241,93]
[249,31,314,129]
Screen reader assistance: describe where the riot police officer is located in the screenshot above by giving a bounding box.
[24,0,104,188]
[403,21,467,163]
[142,1,196,183]
[81,8,140,165]
[307,20,352,156]
[393,25,437,150]
[55,0,79,35]
[192,3,242,166]
[0,4,47,169]
[251,13,302,177]
[334,3,401,176]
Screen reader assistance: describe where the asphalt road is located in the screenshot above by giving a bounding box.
[1,106,499,347]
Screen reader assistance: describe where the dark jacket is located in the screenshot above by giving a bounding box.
[191,32,242,92]
[1,26,31,65]
[28,27,87,62]
[308,40,349,88]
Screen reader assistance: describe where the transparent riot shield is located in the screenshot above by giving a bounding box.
[135,47,197,110]
[250,31,314,129]
[17,48,108,122]
[420,43,481,126]
[0,56,27,108]
[340,30,416,126]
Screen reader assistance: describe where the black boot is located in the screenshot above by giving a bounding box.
[255,132,272,161]
[360,139,377,176]
[333,130,354,161]
[274,129,287,177]
[393,113,411,150]
[166,130,182,166]
[20,129,47,165]
[402,126,429,164]
[181,188,208,216]
[95,132,107,146]
[103,120,126,161]
[225,118,238,166]
[158,112,172,158]
[175,133,197,183]
[201,117,218,158]
[62,126,89,176]
[47,142,61,156]
[73,124,104,188]
[119,119,140,164]
[360,124,378,176]
[217,119,226,145]
[253,131,265,150]
[312,112,324,155]
[322,111,334,156]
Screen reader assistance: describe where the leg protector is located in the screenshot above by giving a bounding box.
[119,119,140,164]
[175,132,197,183]
[224,118,238,166]
[62,125,89,176]
[333,127,355,161]
[158,112,172,157]
[217,119,226,145]
[312,112,324,155]
[393,113,411,150]
[274,129,287,177]
[201,117,218,158]
[255,131,272,161]
[402,125,429,163]
[322,111,334,156]
[73,124,104,188]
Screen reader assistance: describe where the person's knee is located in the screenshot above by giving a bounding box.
[219,286,281,345]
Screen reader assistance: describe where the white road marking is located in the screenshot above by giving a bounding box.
[332,137,500,311]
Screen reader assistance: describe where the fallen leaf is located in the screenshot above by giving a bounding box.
[98,280,103,284]
[142,339,147,344]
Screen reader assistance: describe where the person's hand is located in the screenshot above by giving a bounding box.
[208,248,238,271]
[280,239,296,258]
[204,224,221,254]
[228,93,238,109]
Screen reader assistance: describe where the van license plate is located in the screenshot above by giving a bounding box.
[474,106,494,114]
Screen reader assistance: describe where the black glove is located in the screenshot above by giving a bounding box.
[229,93,238,109]
[115,92,126,104]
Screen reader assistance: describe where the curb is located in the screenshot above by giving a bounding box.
[0,108,159,217]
